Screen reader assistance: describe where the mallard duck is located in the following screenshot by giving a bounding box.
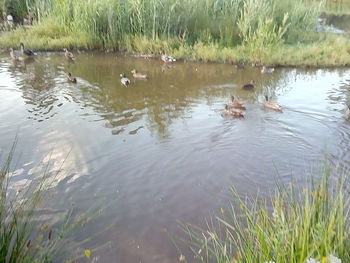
[234,63,244,69]
[120,73,130,86]
[9,48,20,61]
[131,69,147,79]
[20,43,35,56]
[242,80,255,90]
[66,72,77,83]
[222,105,244,118]
[63,48,75,61]
[161,52,176,63]
[261,66,275,74]
[228,95,246,110]
[264,95,282,111]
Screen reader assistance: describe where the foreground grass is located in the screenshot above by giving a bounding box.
[0,145,104,263]
[185,166,350,263]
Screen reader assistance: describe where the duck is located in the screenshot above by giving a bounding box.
[261,66,275,74]
[234,63,244,69]
[263,95,282,111]
[228,95,246,110]
[120,73,131,86]
[222,105,245,118]
[9,48,20,61]
[241,80,255,90]
[161,52,176,63]
[131,69,147,79]
[20,43,35,56]
[63,48,75,61]
[66,72,77,83]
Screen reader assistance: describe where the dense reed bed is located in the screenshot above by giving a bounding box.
[184,166,350,263]
[3,0,348,66]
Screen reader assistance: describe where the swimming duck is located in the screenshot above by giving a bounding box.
[261,66,275,74]
[241,80,255,90]
[66,72,77,83]
[63,48,75,61]
[264,95,282,111]
[228,95,246,110]
[9,48,20,61]
[120,73,131,86]
[131,69,148,79]
[222,105,245,118]
[20,43,35,56]
[161,52,176,63]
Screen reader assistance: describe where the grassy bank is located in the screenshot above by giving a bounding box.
[185,166,350,263]
[2,0,349,66]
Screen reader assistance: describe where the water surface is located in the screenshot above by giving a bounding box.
[1,52,350,262]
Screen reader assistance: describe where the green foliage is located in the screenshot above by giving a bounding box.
[185,166,350,263]
[0,0,324,48]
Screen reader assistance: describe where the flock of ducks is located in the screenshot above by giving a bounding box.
[8,44,282,118]
[8,44,349,120]
[222,93,282,119]
[119,52,175,86]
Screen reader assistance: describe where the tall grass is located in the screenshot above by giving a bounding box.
[185,166,350,263]
[0,144,104,263]
[1,0,323,49]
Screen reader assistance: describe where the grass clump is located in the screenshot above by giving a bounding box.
[185,166,350,263]
[0,143,103,263]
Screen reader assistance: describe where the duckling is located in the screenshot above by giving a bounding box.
[228,95,246,110]
[20,43,35,56]
[263,95,282,111]
[161,52,176,63]
[222,105,245,118]
[242,80,255,90]
[261,66,275,74]
[66,72,77,83]
[9,48,20,61]
[63,48,75,61]
[131,69,148,79]
[120,73,131,86]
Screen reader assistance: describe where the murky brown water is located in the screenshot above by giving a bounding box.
[1,52,350,262]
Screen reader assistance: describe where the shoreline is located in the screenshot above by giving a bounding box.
[1,29,350,68]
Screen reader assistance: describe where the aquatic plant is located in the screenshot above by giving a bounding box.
[184,165,350,263]
[0,143,106,262]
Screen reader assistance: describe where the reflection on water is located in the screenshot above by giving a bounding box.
[1,52,350,262]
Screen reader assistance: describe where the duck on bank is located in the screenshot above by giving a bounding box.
[9,48,20,61]
[64,48,75,61]
[20,43,35,56]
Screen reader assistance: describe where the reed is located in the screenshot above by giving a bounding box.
[184,165,350,263]
[1,0,323,48]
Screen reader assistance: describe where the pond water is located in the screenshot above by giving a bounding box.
[1,52,350,262]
